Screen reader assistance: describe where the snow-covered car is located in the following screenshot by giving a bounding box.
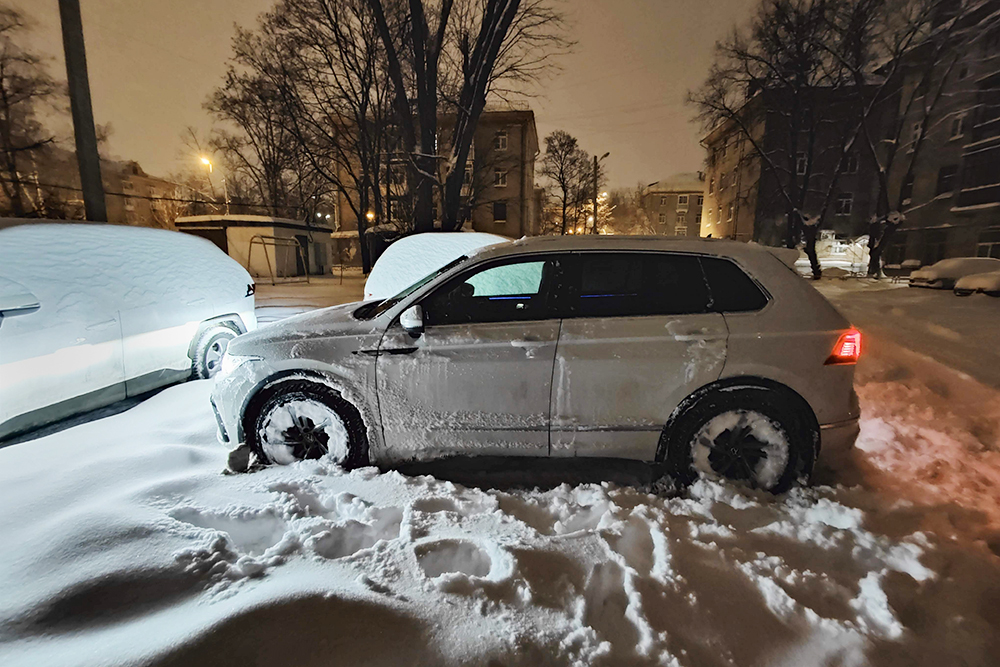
[364,232,509,300]
[213,236,862,493]
[0,223,257,440]
[908,257,1000,289]
[953,270,1000,296]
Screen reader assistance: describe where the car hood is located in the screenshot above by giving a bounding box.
[228,301,382,352]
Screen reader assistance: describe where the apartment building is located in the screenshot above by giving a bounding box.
[640,173,706,237]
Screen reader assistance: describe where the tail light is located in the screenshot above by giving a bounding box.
[825,327,862,365]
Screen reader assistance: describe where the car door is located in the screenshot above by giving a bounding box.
[550,252,728,460]
[0,278,126,436]
[376,254,566,460]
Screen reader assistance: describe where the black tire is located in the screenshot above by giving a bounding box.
[658,385,818,494]
[243,379,369,468]
[192,326,237,379]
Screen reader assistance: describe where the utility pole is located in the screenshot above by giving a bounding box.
[59,0,107,222]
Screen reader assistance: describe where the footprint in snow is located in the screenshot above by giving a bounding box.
[416,539,492,578]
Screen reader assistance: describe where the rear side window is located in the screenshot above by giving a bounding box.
[565,253,711,318]
[700,257,769,312]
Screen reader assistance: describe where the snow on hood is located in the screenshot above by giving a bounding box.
[229,301,372,350]
[3,374,998,666]
[364,232,509,301]
[911,257,1000,281]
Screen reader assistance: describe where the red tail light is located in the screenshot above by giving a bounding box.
[825,328,862,365]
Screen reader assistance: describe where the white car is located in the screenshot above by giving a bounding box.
[0,223,257,439]
[954,270,1000,296]
[213,236,861,493]
[909,257,1000,289]
[364,232,509,301]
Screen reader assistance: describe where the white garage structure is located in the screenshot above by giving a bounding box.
[175,215,333,282]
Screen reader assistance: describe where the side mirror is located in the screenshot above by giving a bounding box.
[399,304,424,336]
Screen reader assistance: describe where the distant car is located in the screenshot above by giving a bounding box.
[954,271,1000,297]
[213,236,861,493]
[0,223,257,440]
[364,232,509,301]
[909,257,1000,289]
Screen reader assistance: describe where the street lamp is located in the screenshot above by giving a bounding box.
[198,156,229,215]
[366,210,376,224]
[200,156,213,172]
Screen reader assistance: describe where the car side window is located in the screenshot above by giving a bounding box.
[565,252,711,318]
[422,257,560,326]
[699,257,769,312]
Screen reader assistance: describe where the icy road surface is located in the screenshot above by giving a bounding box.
[1,338,999,666]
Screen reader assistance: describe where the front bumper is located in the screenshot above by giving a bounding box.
[819,418,860,466]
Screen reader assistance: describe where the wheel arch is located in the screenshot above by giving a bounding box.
[654,375,820,463]
[187,314,249,360]
[236,368,374,465]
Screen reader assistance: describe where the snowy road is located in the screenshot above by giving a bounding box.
[817,280,1000,389]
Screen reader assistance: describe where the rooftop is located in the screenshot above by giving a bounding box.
[649,172,706,193]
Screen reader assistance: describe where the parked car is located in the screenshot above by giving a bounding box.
[954,271,1000,297]
[364,232,509,301]
[0,223,257,440]
[213,236,861,493]
[909,257,1000,289]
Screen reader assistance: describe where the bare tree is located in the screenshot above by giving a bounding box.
[365,0,568,232]
[539,129,588,234]
[0,6,58,217]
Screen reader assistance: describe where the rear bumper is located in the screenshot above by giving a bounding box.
[819,418,859,465]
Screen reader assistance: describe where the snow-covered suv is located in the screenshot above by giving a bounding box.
[212,236,861,492]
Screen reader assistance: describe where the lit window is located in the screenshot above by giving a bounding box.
[494,169,507,187]
[494,130,508,151]
[835,193,854,216]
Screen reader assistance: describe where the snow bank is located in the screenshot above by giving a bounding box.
[364,233,509,300]
[3,376,999,665]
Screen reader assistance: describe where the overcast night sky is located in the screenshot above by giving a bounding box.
[25,0,758,188]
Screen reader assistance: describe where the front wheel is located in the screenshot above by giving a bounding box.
[244,379,369,468]
[660,386,817,493]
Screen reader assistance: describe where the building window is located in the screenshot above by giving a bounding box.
[796,152,808,176]
[696,195,704,206]
[901,174,914,204]
[492,200,507,222]
[675,225,688,236]
[722,141,728,158]
[719,173,727,190]
[727,204,734,221]
[936,165,958,195]
[844,154,859,174]
[708,178,715,194]
[494,169,507,187]
[660,195,669,206]
[124,197,135,211]
[494,130,508,151]
[696,211,702,225]
[835,193,854,216]
[658,212,667,224]
[677,194,689,208]
[718,206,723,222]
[707,208,713,222]
[950,114,966,139]
[677,213,686,225]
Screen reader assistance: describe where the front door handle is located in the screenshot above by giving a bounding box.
[355,347,419,356]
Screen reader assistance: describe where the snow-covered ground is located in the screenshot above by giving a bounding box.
[255,271,366,325]
[2,330,999,666]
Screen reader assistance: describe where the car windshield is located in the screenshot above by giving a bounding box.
[360,255,469,319]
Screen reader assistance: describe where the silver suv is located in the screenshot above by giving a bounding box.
[212,236,860,492]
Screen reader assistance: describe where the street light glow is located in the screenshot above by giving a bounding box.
[366,211,376,222]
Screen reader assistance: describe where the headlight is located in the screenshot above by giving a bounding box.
[220,353,261,376]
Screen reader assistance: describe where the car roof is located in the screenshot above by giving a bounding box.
[474,234,768,262]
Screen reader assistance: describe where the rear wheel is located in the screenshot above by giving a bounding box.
[193,325,237,379]
[244,379,368,467]
[660,385,817,493]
